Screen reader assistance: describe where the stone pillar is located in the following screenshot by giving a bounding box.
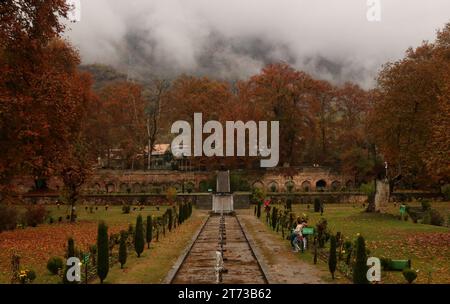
[374,179,390,211]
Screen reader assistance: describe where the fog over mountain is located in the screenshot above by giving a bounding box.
[66,0,450,88]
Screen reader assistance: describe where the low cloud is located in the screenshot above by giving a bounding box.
[66,0,450,88]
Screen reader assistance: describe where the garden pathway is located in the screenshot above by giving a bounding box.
[238,212,327,284]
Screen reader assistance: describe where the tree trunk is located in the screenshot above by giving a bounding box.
[147,111,158,171]
[313,237,318,264]
[147,138,152,170]
[70,198,76,222]
[107,148,111,168]
[366,179,377,213]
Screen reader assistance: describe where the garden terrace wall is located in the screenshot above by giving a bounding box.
[11,167,355,195]
[194,193,251,209]
[264,192,368,204]
[17,191,444,207]
[16,192,365,206]
[390,191,444,202]
[16,192,252,209]
[18,193,204,206]
[12,169,444,198]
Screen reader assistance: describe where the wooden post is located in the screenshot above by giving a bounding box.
[85,263,88,284]
[313,237,318,265]
[11,253,20,284]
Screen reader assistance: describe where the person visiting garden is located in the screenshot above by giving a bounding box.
[264,199,271,212]
[299,219,308,251]
[292,218,305,253]
[264,199,271,224]
[290,218,298,251]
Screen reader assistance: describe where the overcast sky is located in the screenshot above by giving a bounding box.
[65,0,450,88]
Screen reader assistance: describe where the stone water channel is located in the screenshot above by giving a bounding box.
[170,214,268,284]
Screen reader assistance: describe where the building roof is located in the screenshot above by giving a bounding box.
[151,144,170,156]
[141,144,171,156]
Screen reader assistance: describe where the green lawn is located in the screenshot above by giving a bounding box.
[44,204,171,226]
[104,211,207,284]
[3,202,449,284]
[0,204,201,284]
[268,201,450,284]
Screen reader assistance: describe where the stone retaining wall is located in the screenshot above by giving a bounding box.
[16,191,444,207]
[11,167,355,194]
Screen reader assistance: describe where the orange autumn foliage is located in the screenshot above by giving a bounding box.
[0,1,95,193]
[370,23,450,186]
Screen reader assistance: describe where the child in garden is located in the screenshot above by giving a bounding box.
[292,219,305,252]
[300,219,308,251]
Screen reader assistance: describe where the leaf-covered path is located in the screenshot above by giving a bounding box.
[238,212,329,284]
